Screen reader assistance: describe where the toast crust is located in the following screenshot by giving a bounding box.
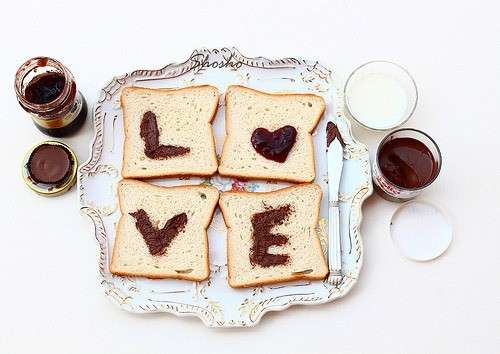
[218,85,325,183]
[110,179,219,281]
[219,183,328,288]
[121,85,219,179]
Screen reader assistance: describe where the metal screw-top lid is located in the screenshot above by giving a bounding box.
[22,140,78,197]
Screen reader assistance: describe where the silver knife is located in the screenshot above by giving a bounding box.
[326,120,344,286]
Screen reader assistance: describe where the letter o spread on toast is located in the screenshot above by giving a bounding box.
[219,86,325,183]
[251,126,297,163]
[219,184,328,288]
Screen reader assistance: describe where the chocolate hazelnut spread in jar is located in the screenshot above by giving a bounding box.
[15,57,87,137]
[373,128,442,202]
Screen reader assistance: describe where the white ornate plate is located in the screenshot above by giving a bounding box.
[78,47,372,327]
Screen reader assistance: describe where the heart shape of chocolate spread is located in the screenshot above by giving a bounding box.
[250,125,297,163]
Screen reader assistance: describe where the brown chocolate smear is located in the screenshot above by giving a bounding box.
[129,209,187,256]
[250,205,291,267]
[140,111,190,159]
[326,121,345,147]
[251,125,297,163]
[37,57,49,67]
[28,144,71,184]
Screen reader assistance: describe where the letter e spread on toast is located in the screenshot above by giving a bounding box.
[220,184,328,288]
[250,205,291,267]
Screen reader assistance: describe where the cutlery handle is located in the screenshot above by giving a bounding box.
[328,202,342,274]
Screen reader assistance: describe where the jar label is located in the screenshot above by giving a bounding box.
[372,162,420,200]
[30,92,83,129]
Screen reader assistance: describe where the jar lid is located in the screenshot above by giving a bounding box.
[390,200,453,261]
[22,141,78,197]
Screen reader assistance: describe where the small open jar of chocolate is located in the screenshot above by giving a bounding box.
[15,57,87,137]
[373,128,442,202]
[22,141,78,196]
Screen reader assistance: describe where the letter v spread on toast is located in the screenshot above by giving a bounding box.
[110,180,219,281]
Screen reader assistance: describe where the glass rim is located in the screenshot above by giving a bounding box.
[376,128,442,192]
[14,56,74,113]
[344,60,419,132]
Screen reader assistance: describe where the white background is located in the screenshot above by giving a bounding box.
[1,1,499,353]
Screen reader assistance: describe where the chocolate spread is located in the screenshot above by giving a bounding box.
[28,144,71,184]
[378,137,438,189]
[250,204,292,267]
[326,121,345,147]
[25,72,66,105]
[140,111,190,159]
[15,57,87,137]
[251,125,297,163]
[129,209,187,256]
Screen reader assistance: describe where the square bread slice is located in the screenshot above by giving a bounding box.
[121,85,219,179]
[218,85,325,183]
[110,179,219,281]
[219,184,328,288]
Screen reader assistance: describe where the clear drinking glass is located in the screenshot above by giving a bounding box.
[373,128,442,202]
[344,61,418,131]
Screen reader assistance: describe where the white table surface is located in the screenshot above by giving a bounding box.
[1,1,500,353]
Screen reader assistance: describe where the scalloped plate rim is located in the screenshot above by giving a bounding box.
[77,46,373,327]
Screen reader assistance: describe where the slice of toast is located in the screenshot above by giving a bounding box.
[121,85,219,179]
[218,86,325,183]
[219,184,328,288]
[110,179,219,281]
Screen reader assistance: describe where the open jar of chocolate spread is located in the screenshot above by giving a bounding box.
[15,57,87,137]
[373,128,442,202]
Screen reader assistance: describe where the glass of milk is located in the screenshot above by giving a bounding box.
[344,61,418,131]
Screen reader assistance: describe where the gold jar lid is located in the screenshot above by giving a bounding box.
[22,141,78,197]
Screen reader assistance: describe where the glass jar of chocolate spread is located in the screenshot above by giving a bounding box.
[15,57,87,137]
[373,128,442,202]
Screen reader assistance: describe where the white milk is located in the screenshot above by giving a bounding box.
[346,73,409,130]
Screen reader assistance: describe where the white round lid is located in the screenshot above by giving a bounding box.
[390,201,453,261]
